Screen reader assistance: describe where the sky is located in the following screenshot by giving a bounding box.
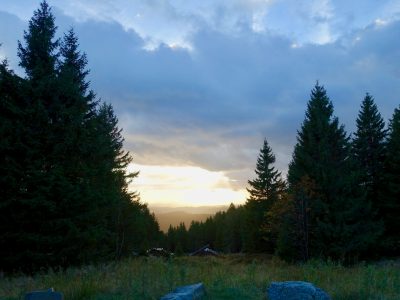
[1,0,400,207]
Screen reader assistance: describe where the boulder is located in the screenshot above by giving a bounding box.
[160,282,205,300]
[25,288,63,300]
[267,281,331,300]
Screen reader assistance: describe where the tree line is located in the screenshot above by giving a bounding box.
[0,1,162,273]
[166,84,400,263]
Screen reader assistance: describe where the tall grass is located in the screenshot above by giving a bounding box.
[1,255,399,299]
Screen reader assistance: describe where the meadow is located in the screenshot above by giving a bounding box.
[1,255,399,300]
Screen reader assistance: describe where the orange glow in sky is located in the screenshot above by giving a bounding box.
[129,164,248,206]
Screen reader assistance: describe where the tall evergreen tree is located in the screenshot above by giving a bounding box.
[0,1,162,271]
[352,93,386,222]
[14,0,66,270]
[92,103,162,259]
[51,28,105,265]
[244,139,284,253]
[382,106,400,255]
[59,28,96,115]
[18,1,58,82]
[0,60,29,271]
[285,83,381,262]
[247,139,283,202]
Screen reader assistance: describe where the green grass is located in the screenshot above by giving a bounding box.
[1,255,399,299]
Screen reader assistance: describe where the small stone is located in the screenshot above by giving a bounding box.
[25,288,63,300]
[267,281,331,300]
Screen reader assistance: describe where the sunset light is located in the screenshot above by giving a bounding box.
[131,164,248,206]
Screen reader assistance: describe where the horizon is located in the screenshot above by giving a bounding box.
[1,1,400,207]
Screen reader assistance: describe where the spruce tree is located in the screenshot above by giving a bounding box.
[15,0,65,270]
[382,106,400,255]
[13,2,99,269]
[244,139,284,253]
[53,28,103,265]
[91,103,162,259]
[352,94,386,222]
[59,28,96,115]
[57,28,162,263]
[18,1,58,82]
[285,83,381,262]
[0,60,28,271]
[0,1,162,271]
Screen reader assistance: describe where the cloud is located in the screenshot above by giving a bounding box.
[0,1,41,21]
[1,1,400,194]
[111,20,400,179]
[3,1,400,52]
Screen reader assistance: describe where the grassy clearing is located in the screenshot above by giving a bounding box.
[1,255,399,299]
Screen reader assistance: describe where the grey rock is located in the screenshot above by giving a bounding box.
[25,288,63,300]
[267,281,331,300]
[160,282,205,300]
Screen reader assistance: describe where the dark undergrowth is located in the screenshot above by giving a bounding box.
[1,255,399,299]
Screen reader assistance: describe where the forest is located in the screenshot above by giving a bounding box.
[0,1,399,274]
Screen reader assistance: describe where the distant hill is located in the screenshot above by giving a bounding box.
[150,205,228,232]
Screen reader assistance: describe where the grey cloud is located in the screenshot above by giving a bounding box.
[74,18,400,181]
[1,5,400,188]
